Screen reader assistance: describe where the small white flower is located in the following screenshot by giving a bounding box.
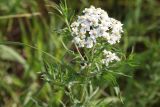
[102,50,120,66]
[73,37,81,43]
[89,29,97,37]
[71,22,79,27]
[86,37,94,48]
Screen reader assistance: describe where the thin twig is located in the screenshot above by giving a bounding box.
[74,43,85,61]
[0,12,41,20]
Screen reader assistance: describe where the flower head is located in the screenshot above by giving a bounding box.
[71,6,123,48]
[101,50,120,66]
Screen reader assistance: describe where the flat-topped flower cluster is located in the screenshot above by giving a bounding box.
[71,6,123,48]
[71,6,123,66]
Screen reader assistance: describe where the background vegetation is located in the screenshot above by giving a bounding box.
[0,0,160,107]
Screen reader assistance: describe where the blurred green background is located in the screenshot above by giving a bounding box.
[0,0,160,107]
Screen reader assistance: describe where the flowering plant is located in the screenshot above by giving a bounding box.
[42,1,126,106]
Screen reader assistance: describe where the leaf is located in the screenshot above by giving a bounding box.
[103,73,124,103]
[114,86,120,96]
[0,45,26,65]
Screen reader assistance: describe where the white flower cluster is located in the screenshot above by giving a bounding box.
[102,50,120,66]
[71,6,122,67]
[71,6,123,48]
